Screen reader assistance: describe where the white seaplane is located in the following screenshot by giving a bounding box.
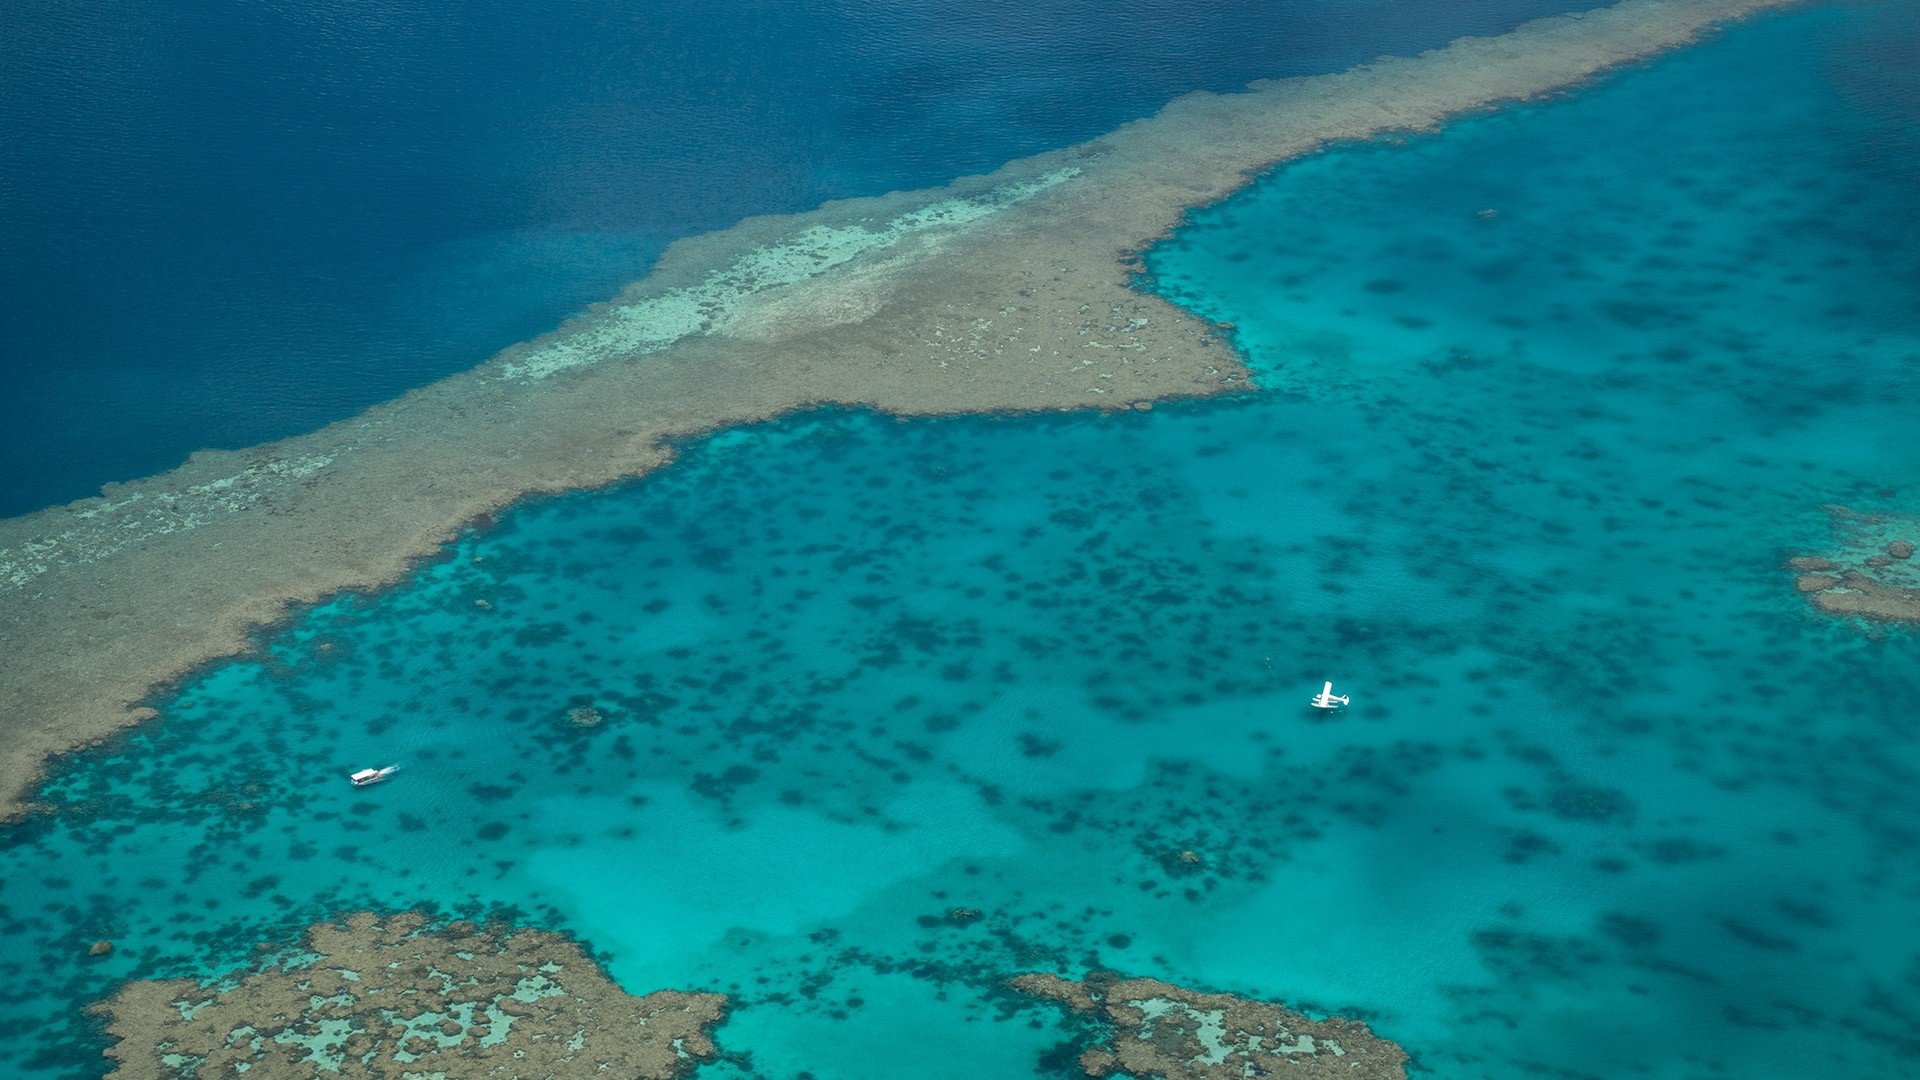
[349,765,399,788]
[1309,681,1350,711]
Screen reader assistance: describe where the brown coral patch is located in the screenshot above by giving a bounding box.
[1012,971,1408,1079]
[93,912,726,1079]
[1790,507,1920,623]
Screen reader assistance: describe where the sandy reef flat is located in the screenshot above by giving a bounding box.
[0,0,1800,820]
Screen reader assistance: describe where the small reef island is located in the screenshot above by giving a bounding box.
[94,913,726,1078]
[1014,973,1409,1079]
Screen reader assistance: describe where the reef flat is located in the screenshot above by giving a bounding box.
[1013,972,1408,1078]
[1790,506,1920,622]
[0,0,1799,820]
[93,912,725,1078]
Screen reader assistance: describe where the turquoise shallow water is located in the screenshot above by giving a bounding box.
[6,3,1920,1077]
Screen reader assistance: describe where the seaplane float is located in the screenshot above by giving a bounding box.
[349,765,399,788]
[1309,681,1350,711]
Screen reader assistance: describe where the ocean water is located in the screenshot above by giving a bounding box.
[0,0,1589,518]
[5,2,1920,1078]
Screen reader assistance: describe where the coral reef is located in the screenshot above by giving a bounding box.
[0,0,1802,821]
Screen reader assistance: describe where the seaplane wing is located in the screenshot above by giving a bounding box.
[1309,681,1349,709]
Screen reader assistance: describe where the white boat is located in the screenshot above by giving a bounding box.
[1309,681,1349,710]
[349,765,398,787]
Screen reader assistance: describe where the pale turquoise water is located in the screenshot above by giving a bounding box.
[5,3,1920,1077]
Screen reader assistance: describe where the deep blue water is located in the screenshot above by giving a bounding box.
[0,0,1589,518]
[5,1,1920,1078]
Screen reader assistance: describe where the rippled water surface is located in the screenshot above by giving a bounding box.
[5,2,1920,1077]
